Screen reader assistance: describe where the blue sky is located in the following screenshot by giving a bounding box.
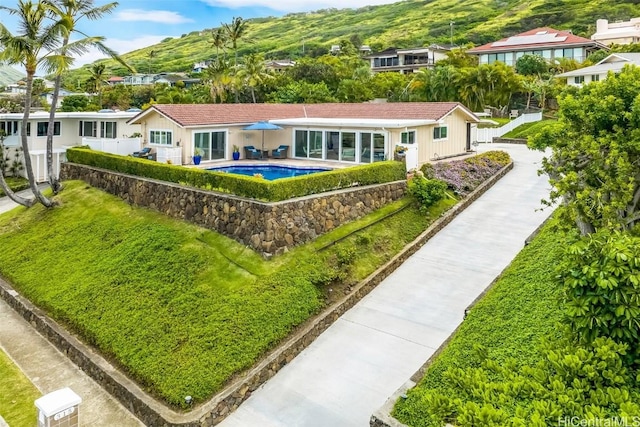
[0,0,399,71]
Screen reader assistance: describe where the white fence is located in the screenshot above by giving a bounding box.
[83,137,142,156]
[157,147,183,165]
[476,112,543,143]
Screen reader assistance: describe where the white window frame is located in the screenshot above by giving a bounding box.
[79,120,97,137]
[36,121,60,137]
[149,129,173,146]
[401,130,416,144]
[433,125,448,141]
[192,129,228,161]
[574,76,585,84]
[100,121,117,138]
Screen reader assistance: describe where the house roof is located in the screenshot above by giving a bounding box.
[556,52,640,78]
[468,27,604,54]
[128,102,477,127]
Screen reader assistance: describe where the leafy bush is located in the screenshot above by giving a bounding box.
[66,147,406,202]
[420,151,510,197]
[562,230,640,362]
[407,174,447,211]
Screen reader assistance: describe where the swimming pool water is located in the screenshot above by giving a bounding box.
[207,165,331,180]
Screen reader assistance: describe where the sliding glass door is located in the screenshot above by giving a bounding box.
[194,130,226,161]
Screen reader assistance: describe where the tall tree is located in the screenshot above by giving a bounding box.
[530,66,640,235]
[210,27,227,63]
[86,63,107,106]
[0,0,69,207]
[43,0,129,194]
[224,16,247,69]
[236,53,271,103]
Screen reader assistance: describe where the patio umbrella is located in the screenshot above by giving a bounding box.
[243,121,283,157]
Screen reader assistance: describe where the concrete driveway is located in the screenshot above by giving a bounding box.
[220,143,551,427]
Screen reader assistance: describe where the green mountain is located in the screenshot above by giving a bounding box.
[0,65,24,87]
[63,0,639,86]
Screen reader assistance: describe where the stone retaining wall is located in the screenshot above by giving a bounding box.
[60,163,406,257]
[2,162,513,426]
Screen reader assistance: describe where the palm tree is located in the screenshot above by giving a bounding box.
[86,63,107,106]
[224,16,247,68]
[210,27,227,64]
[42,0,130,194]
[147,49,156,74]
[205,60,235,103]
[236,53,271,103]
[0,0,70,207]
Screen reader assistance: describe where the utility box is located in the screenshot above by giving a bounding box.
[35,388,82,427]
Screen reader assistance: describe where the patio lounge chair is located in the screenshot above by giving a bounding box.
[132,147,151,158]
[271,145,289,159]
[244,145,261,160]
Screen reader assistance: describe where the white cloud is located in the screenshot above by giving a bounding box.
[116,9,194,24]
[201,0,397,12]
[71,35,172,69]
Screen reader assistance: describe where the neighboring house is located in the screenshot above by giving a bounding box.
[128,102,479,167]
[556,52,640,86]
[107,76,124,85]
[265,60,296,72]
[0,110,142,181]
[123,74,156,85]
[591,18,640,46]
[468,27,607,66]
[365,45,450,74]
[40,88,84,109]
[193,61,211,73]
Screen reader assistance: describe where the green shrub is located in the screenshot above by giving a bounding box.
[66,148,406,202]
[407,175,447,211]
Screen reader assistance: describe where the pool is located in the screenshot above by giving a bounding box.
[207,165,331,180]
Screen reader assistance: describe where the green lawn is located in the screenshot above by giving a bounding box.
[502,119,557,139]
[0,177,29,197]
[0,350,40,427]
[393,218,566,426]
[0,180,454,407]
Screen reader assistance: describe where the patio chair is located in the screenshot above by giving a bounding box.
[271,145,289,159]
[244,145,261,160]
[509,109,519,119]
[132,147,151,158]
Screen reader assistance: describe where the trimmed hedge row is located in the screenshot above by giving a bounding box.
[65,148,406,202]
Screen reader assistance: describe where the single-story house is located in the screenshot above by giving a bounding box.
[468,27,607,66]
[556,52,640,86]
[127,102,480,168]
[0,110,142,181]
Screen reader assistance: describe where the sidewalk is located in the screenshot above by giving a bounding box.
[0,187,144,426]
[220,144,551,427]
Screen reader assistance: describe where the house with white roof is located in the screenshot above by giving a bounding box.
[555,52,640,86]
[364,45,451,74]
[468,27,607,66]
[591,18,640,46]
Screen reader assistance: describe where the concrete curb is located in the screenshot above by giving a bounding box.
[0,161,513,427]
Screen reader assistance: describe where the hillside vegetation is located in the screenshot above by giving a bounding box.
[62,0,639,86]
[0,65,24,87]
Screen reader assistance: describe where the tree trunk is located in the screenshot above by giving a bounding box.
[21,71,54,208]
[46,73,63,194]
[0,165,35,207]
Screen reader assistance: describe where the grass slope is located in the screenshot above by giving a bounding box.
[0,350,40,427]
[502,119,557,139]
[0,180,453,407]
[393,217,565,426]
[62,0,637,85]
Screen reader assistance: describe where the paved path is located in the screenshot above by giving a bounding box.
[0,188,144,427]
[220,144,552,427]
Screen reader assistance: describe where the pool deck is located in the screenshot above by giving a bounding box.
[188,158,356,171]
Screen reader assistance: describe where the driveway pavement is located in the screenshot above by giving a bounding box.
[220,143,551,427]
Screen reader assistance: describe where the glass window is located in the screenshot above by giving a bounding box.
[361,133,372,163]
[79,121,97,137]
[100,121,117,138]
[433,126,448,140]
[563,48,574,59]
[373,134,385,162]
[149,130,172,145]
[0,121,18,136]
[194,132,210,160]
[309,131,323,159]
[294,130,308,158]
[591,74,600,82]
[26,122,30,136]
[194,131,226,161]
[341,132,356,162]
[574,76,585,84]
[326,131,339,161]
[401,130,415,144]
[36,121,60,137]
[211,131,225,160]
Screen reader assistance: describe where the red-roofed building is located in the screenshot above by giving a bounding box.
[468,27,607,66]
[107,76,124,85]
[128,102,480,167]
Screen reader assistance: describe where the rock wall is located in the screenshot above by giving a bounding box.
[491,137,528,144]
[60,163,406,256]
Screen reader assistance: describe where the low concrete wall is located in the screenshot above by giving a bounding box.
[59,163,406,257]
[492,137,528,144]
[2,162,513,427]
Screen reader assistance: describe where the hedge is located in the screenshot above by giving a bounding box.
[65,148,406,202]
